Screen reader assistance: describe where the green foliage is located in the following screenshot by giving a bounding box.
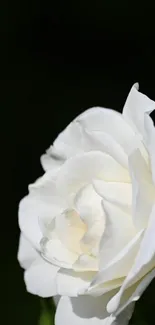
[39,299,55,325]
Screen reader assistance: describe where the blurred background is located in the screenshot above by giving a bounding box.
[5,0,155,324]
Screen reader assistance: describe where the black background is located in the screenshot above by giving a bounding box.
[5,1,155,324]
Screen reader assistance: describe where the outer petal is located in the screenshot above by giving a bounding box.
[57,151,129,201]
[99,201,136,268]
[89,230,144,293]
[24,257,59,297]
[81,128,128,168]
[18,234,38,269]
[77,107,136,157]
[41,106,135,171]
[55,293,117,325]
[19,172,66,249]
[112,268,155,318]
[129,149,155,230]
[41,121,87,171]
[123,83,155,138]
[107,204,155,313]
[56,269,94,297]
[41,147,65,172]
[76,105,148,165]
[19,196,43,250]
[144,113,155,184]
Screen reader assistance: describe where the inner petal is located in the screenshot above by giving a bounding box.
[55,209,86,254]
[40,236,78,269]
[75,184,105,256]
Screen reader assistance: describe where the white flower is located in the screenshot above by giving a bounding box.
[18,83,155,325]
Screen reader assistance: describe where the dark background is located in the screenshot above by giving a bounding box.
[5,1,155,324]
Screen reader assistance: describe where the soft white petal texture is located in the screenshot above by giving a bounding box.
[55,294,134,325]
[18,234,38,269]
[99,201,136,267]
[41,121,87,171]
[73,254,98,271]
[19,172,67,249]
[77,107,135,154]
[85,278,125,297]
[19,196,43,250]
[144,113,155,184]
[55,293,117,325]
[80,128,128,168]
[77,105,148,164]
[55,209,85,254]
[129,149,155,230]
[113,269,155,319]
[57,152,130,200]
[24,257,59,297]
[42,102,149,169]
[41,146,65,172]
[56,269,94,296]
[107,204,155,313]
[41,237,78,268]
[123,83,155,137]
[89,230,144,292]
[28,170,58,194]
[41,106,136,171]
[113,302,135,325]
[75,184,103,224]
[74,184,104,256]
[93,180,132,211]
[52,121,87,158]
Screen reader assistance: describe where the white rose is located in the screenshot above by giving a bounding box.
[18,84,155,325]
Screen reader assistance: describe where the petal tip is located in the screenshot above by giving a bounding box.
[133,82,139,90]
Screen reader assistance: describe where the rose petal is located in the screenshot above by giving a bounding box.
[129,149,155,230]
[42,106,135,171]
[75,184,103,226]
[89,230,144,292]
[55,209,85,254]
[74,184,104,255]
[78,107,135,155]
[93,180,132,212]
[99,201,136,268]
[41,237,78,269]
[123,83,155,138]
[111,268,155,318]
[24,257,59,297]
[41,121,87,171]
[19,172,67,249]
[81,128,128,168]
[107,204,155,313]
[73,254,98,272]
[86,278,124,297]
[55,293,117,325]
[19,196,43,250]
[41,147,64,172]
[144,113,155,184]
[56,268,94,296]
[18,234,38,269]
[57,151,129,201]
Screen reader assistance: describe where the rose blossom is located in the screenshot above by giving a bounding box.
[18,84,155,325]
